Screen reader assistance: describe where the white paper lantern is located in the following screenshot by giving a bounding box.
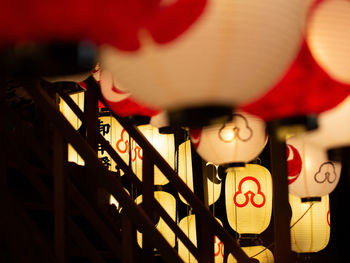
[190,111,267,165]
[59,91,85,165]
[178,140,221,206]
[135,191,176,248]
[307,0,350,84]
[286,136,341,199]
[289,194,330,253]
[225,164,272,234]
[227,246,274,263]
[100,0,307,112]
[132,124,175,185]
[178,215,224,263]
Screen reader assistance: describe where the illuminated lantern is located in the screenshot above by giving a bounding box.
[98,115,130,172]
[132,124,175,185]
[289,194,330,253]
[227,246,274,263]
[225,164,272,234]
[99,69,159,117]
[100,0,308,125]
[307,0,350,84]
[190,111,267,165]
[135,191,176,248]
[178,215,224,263]
[59,91,85,165]
[286,136,341,199]
[178,140,221,205]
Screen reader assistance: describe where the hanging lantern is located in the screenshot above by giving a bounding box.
[241,40,350,122]
[227,246,274,263]
[100,0,308,126]
[190,111,267,166]
[135,191,176,248]
[178,140,221,206]
[178,215,224,263]
[289,194,330,253]
[98,115,130,172]
[225,164,272,235]
[286,136,341,200]
[59,91,85,165]
[132,124,175,185]
[99,68,159,117]
[307,0,350,84]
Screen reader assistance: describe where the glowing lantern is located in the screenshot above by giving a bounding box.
[190,111,267,165]
[59,91,85,165]
[132,124,175,185]
[178,215,224,263]
[307,0,350,84]
[178,140,221,205]
[98,115,130,172]
[225,164,272,234]
[135,191,176,248]
[286,136,341,199]
[100,0,308,125]
[289,194,330,253]
[99,69,159,117]
[227,246,274,263]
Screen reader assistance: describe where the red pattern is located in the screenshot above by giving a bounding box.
[189,128,202,149]
[233,176,266,208]
[286,144,302,185]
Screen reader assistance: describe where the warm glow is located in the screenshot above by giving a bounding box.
[178,140,221,206]
[132,124,175,185]
[59,92,85,165]
[287,136,341,198]
[289,194,330,253]
[178,215,224,263]
[135,191,176,248]
[190,111,267,165]
[227,246,274,263]
[100,0,307,110]
[225,164,272,234]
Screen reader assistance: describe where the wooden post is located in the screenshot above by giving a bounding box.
[191,145,214,263]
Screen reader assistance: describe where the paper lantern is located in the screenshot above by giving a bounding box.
[241,40,350,122]
[289,194,330,253]
[98,115,130,172]
[307,0,350,84]
[135,191,176,248]
[99,69,159,117]
[100,0,307,124]
[286,136,341,199]
[178,215,224,263]
[225,164,272,234]
[59,91,85,165]
[227,246,274,263]
[190,111,267,165]
[132,124,175,185]
[178,140,221,206]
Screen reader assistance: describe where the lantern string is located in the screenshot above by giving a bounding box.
[249,203,314,258]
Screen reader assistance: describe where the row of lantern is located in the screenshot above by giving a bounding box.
[59,91,337,262]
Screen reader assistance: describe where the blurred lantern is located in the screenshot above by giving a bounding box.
[100,0,308,126]
[286,136,341,200]
[289,194,330,253]
[59,91,85,165]
[135,191,176,248]
[241,41,350,122]
[178,140,221,205]
[178,215,224,263]
[98,115,130,172]
[227,246,274,263]
[307,0,350,84]
[150,111,169,130]
[99,68,159,117]
[190,111,267,166]
[225,164,272,235]
[132,124,175,185]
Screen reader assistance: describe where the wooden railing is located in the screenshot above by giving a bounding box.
[19,77,253,263]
